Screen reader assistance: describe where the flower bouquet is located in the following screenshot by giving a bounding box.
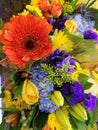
[0,0,98,130]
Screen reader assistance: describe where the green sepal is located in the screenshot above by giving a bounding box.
[32,110,48,130]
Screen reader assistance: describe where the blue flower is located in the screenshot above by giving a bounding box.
[72,14,95,34]
[84,93,97,111]
[29,65,59,113]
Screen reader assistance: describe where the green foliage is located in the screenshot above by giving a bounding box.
[69,114,87,130]
[8,121,22,130]
[32,111,48,130]
[10,71,24,86]
[0,43,5,57]
[65,30,98,66]
[86,111,94,125]
[0,20,4,29]
[78,73,93,90]
[41,63,72,86]
[93,100,98,123]
[88,8,98,30]
[0,120,5,130]
[0,107,20,113]
[14,84,23,98]
[27,105,38,128]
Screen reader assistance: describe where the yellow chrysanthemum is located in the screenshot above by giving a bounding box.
[3,90,12,107]
[52,31,73,52]
[50,0,64,5]
[12,96,28,110]
[30,0,39,6]
[18,9,29,16]
[47,113,63,130]
[3,90,28,110]
[71,62,90,81]
[26,5,43,18]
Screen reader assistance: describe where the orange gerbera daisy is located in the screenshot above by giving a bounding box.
[1,14,52,68]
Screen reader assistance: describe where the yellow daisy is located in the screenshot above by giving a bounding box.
[52,31,73,52]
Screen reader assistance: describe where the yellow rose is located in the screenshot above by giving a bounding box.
[65,20,77,34]
[22,79,39,105]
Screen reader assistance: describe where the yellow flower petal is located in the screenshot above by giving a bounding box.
[22,79,39,105]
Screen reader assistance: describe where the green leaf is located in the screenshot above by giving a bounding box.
[86,111,94,125]
[8,121,21,130]
[70,0,78,7]
[0,107,20,113]
[65,30,98,65]
[33,111,48,130]
[10,71,24,87]
[0,120,5,130]
[93,100,98,123]
[83,81,93,90]
[27,105,38,128]
[14,84,23,98]
[79,73,89,86]
[70,115,87,130]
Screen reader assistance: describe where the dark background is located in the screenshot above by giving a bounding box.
[0,0,31,22]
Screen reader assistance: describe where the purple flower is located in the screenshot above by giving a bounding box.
[84,93,97,111]
[49,16,68,30]
[84,30,98,40]
[54,82,71,96]
[71,81,84,95]
[45,49,76,74]
[69,81,85,105]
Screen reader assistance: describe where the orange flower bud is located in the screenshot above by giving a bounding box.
[49,2,62,17]
[39,0,50,12]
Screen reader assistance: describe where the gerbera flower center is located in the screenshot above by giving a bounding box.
[24,39,36,50]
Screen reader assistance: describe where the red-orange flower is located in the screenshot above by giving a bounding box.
[1,14,52,68]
